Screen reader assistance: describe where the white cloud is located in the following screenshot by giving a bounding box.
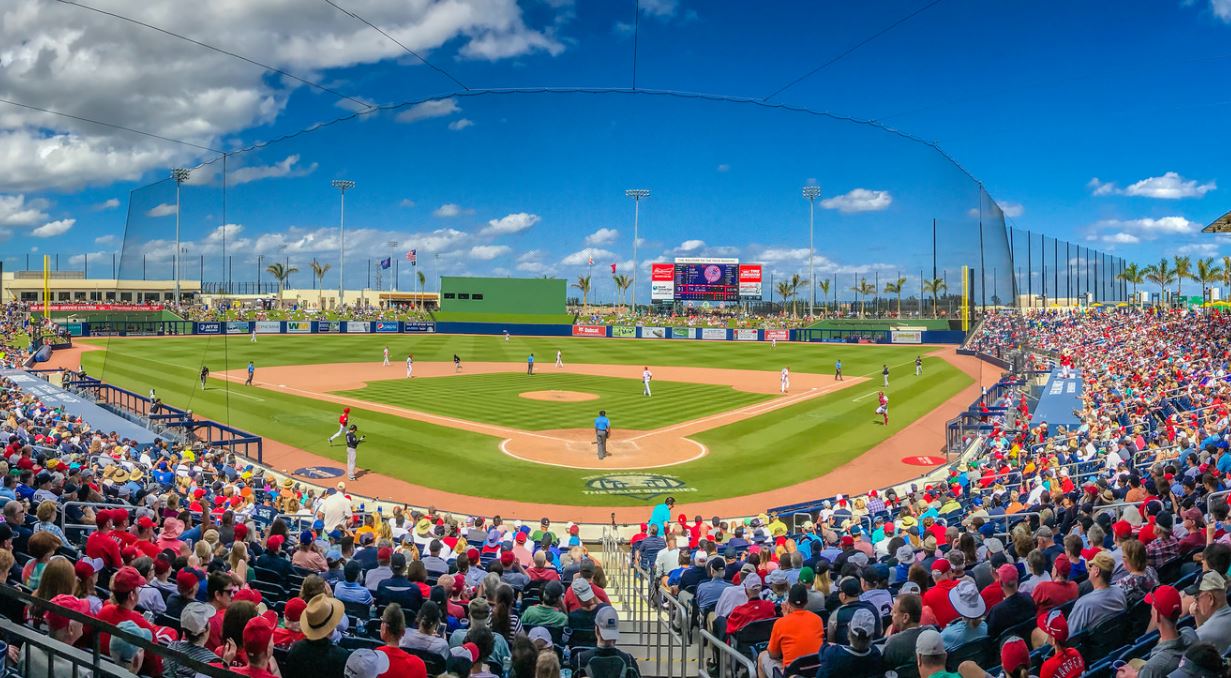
[93,198,121,211]
[515,250,552,274]
[585,227,619,245]
[448,118,474,131]
[480,212,540,236]
[716,163,730,173]
[1093,216,1199,239]
[396,98,461,124]
[0,195,51,226]
[758,247,811,263]
[228,154,318,185]
[433,203,471,218]
[0,2,564,191]
[31,218,74,238]
[821,188,893,213]
[1089,172,1216,199]
[68,250,112,266]
[1098,232,1141,245]
[640,0,679,17]
[94,234,117,245]
[146,203,177,218]
[1175,242,1220,256]
[675,239,706,252]
[561,248,616,265]
[1213,0,1231,22]
[399,198,416,208]
[1000,202,1025,218]
[468,245,511,260]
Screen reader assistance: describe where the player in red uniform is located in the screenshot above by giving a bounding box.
[876,391,889,425]
[327,407,351,445]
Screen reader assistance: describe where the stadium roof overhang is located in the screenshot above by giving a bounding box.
[1202,209,1231,233]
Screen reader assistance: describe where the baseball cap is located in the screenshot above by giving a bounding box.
[895,544,915,562]
[1112,520,1133,539]
[528,626,553,648]
[848,607,876,642]
[110,566,146,593]
[1146,584,1182,620]
[1053,554,1072,577]
[45,594,90,631]
[344,648,391,678]
[788,583,808,607]
[839,576,861,597]
[915,628,945,656]
[1186,570,1227,596]
[109,620,152,663]
[766,569,787,586]
[180,602,216,635]
[176,569,199,591]
[501,551,516,567]
[266,534,284,551]
[1170,643,1227,678]
[571,578,595,602]
[930,559,951,575]
[595,605,620,642]
[391,552,407,570]
[1000,636,1030,673]
[1038,609,1069,643]
[243,615,275,656]
[984,537,1005,554]
[377,547,392,561]
[742,573,763,591]
[996,563,1019,585]
[284,597,308,623]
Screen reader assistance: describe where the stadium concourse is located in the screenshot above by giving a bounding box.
[6,301,1231,678]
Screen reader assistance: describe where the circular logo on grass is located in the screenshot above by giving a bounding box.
[900,455,947,466]
[292,466,345,479]
[583,473,693,500]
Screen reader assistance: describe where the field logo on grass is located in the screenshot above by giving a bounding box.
[287,321,311,333]
[640,326,666,340]
[611,325,636,338]
[670,327,694,339]
[583,473,693,500]
[292,466,345,479]
[734,328,758,341]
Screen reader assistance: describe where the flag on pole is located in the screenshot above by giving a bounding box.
[379,257,391,270]
[610,263,617,274]
[406,249,417,265]
[587,254,594,266]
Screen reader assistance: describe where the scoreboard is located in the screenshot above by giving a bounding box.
[651,258,763,302]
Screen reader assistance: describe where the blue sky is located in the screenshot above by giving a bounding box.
[2,0,1229,301]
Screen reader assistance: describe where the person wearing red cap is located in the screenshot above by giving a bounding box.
[986,563,1034,641]
[327,406,351,445]
[167,568,202,620]
[273,597,308,649]
[97,565,175,673]
[1117,584,1196,678]
[132,515,162,558]
[498,550,531,591]
[218,615,277,678]
[85,509,122,568]
[22,595,91,678]
[1037,609,1084,678]
[255,534,292,580]
[921,559,961,627]
[1032,554,1078,617]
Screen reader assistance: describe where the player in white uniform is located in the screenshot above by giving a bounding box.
[555,350,563,368]
[780,367,790,393]
[771,337,777,348]
[250,327,257,343]
[383,346,390,366]
[503,330,510,342]
[642,367,653,397]
[405,353,414,378]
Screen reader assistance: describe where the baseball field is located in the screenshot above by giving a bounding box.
[75,333,974,510]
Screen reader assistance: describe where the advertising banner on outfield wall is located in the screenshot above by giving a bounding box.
[700,328,727,340]
[196,322,221,335]
[640,326,667,339]
[226,321,250,334]
[891,330,923,344]
[670,327,694,339]
[255,321,281,334]
[572,325,606,337]
[734,329,759,341]
[738,264,763,299]
[611,326,636,338]
[650,263,675,301]
[345,322,371,333]
[287,321,311,333]
[375,321,399,333]
[315,321,337,333]
[402,322,436,333]
[764,329,788,342]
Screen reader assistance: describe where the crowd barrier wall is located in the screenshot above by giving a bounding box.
[76,320,966,344]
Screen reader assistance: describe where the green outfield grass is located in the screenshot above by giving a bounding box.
[338,372,769,431]
[79,334,971,505]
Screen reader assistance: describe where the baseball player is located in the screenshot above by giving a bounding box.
[383,346,390,366]
[328,407,351,444]
[405,353,414,378]
[834,359,843,381]
[245,361,255,386]
[915,355,923,376]
[250,327,257,343]
[527,353,535,375]
[877,391,889,425]
[503,329,510,342]
[642,366,653,397]
[199,365,209,390]
[771,337,777,349]
[453,353,462,371]
[555,350,563,368]
[780,366,790,394]
[345,424,366,481]
[882,363,890,387]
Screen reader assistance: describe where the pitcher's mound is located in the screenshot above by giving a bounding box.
[519,390,599,402]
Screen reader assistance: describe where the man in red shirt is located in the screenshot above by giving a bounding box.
[97,566,175,674]
[370,602,427,678]
[726,574,775,636]
[86,509,122,568]
[206,571,238,649]
[921,559,960,627]
[328,407,350,445]
[272,597,307,649]
[1032,554,1079,617]
[226,616,278,678]
[1038,609,1084,678]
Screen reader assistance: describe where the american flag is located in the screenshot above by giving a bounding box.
[406,249,416,265]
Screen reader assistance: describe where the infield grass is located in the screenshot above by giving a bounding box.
[78,334,971,505]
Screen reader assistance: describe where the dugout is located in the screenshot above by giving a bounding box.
[437,276,571,323]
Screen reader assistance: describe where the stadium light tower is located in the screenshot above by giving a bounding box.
[802,184,822,317]
[625,189,650,313]
[171,168,191,304]
[331,179,356,308]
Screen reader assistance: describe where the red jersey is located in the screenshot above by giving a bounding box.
[86,530,122,568]
[377,645,428,678]
[339,412,349,425]
[1040,646,1084,678]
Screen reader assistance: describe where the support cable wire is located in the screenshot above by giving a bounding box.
[52,0,375,111]
[0,96,222,154]
[761,0,945,102]
[320,0,469,91]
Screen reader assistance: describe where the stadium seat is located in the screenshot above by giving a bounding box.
[945,637,993,671]
[404,647,447,676]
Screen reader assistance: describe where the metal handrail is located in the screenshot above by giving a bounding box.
[698,627,757,678]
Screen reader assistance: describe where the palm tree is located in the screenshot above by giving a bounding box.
[572,275,592,309]
[883,276,907,317]
[1222,255,1231,301]
[309,259,332,310]
[1196,257,1223,304]
[776,280,794,315]
[850,278,876,317]
[818,279,831,315]
[416,270,427,311]
[266,262,299,308]
[1143,258,1176,305]
[922,277,946,317]
[1117,263,1144,305]
[611,274,632,311]
[788,273,808,317]
[1173,255,1192,300]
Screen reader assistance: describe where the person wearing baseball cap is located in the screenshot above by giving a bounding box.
[21,595,90,678]
[164,602,220,678]
[1113,584,1197,677]
[1190,570,1231,653]
[726,573,776,636]
[1037,609,1084,678]
[1068,550,1126,636]
[255,534,292,580]
[1032,553,1078,617]
[922,558,961,627]
[97,565,174,670]
[109,619,153,675]
[574,606,641,678]
[818,606,882,674]
[757,584,823,678]
[913,628,952,678]
[986,563,1035,641]
[829,575,882,645]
